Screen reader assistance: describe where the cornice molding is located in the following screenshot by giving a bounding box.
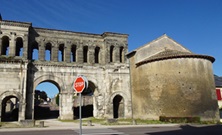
[1,20,32,28]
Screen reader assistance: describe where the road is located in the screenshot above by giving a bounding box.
[0,124,222,135]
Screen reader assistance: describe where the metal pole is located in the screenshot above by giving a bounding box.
[79,93,82,135]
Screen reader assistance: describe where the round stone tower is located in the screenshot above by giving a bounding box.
[128,34,219,121]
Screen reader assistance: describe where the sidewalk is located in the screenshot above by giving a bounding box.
[0,119,180,132]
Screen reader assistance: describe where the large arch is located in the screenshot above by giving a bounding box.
[33,75,65,119]
[33,74,65,91]
[0,90,24,122]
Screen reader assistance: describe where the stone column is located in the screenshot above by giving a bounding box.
[9,33,16,56]
[22,34,28,59]
[65,46,70,63]
[107,45,111,63]
[18,103,26,121]
[52,45,58,62]
[115,46,120,63]
[76,45,83,63]
[65,41,71,63]
[38,42,45,61]
[88,46,95,64]
[0,38,2,55]
[59,92,74,120]
[112,46,118,63]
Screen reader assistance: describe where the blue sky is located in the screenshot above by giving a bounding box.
[1,0,222,97]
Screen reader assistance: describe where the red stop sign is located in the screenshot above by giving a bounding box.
[73,76,85,93]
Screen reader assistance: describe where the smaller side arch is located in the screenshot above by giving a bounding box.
[0,90,23,102]
[0,90,24,122]
[108,91,129,119]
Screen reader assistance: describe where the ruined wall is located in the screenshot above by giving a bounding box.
[0,19,131,121]
[0,60,28,121]
[131,57,219,121]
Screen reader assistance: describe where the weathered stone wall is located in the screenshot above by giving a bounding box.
[0,60,28,121]
[0,20,131,121]
[135,36,191,63]
[130,54,219,121]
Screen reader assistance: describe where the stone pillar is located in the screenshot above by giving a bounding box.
[9,33,16,56]
[88,46,95,64]
[65,46,70,63]
[23,34,28,59]
[76,45,83,63]
[0,38,2,55]
[107,45,111,63]
[52,45,58,62]
[59,92,73,120]
[18,103,26,121]
[115,46,120,63]
[112,46,117,63]
[38,42,45,61]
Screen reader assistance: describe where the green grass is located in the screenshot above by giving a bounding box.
[60,117,167,125]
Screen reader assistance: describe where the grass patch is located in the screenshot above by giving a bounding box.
[60,117,165,125]
[159,116,201,123]
[0,122,21,128]
[61,117,221,125]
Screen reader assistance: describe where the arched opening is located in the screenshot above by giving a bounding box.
[1,96,19,122]
[70,45,76,62]
[1,36,9,56]
[94,46,100,63]
[15,37,23,56]
[119,46,124,63]
[74,81,95,118]
[31,41,39,60]
[58,44,64,62]
[35,81,60,120]
[113,95,124,119]
[45,43,52,61]
[83,46,88,63]
[110,45,114,62]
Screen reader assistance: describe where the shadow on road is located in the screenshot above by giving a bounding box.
[147,124,222,135]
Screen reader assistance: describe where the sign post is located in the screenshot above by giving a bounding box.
[73,75,88,135]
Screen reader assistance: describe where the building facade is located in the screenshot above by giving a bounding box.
[127,34,219,121]
[0,19,132,121]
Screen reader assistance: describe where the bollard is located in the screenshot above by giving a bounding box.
[39,121,44,127]
[87,120,92,126]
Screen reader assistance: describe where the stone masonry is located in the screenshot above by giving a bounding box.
[0,19,132,121]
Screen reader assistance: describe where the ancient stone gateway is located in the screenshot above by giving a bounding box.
[0,19,132,121]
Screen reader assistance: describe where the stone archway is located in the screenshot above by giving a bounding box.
[108,92,129,119]
[0,91,24,122]
[113,95,124,118]
[34,81,60,120]
[74,80,97,118]
[32,74,73,120]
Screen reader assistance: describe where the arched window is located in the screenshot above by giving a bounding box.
[119,46,124,63]
[83,46,88,63]
[70,45,76,62]
[15,37,23,56]
[110,45,114,62]
[45,43,52,61]
[1,36,9,56]
[31,41,39,60]
[94,46,100,63]
[58,44,64,62]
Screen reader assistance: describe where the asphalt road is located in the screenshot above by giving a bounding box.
[0,125,222,135]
